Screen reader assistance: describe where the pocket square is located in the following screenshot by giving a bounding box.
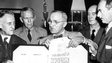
[105,45,112,49]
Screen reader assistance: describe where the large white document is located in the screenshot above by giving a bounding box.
[13,37,88,63]
[13,46,48,63]
[48,37,88,63]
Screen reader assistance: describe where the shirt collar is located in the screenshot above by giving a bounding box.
[106,21,112,33]
[1,34,11,43]
[90,25,100,35]
[25,26,34,31]
[90,25,100,31]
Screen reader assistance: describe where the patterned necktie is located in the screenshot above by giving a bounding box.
[91,30,95,40]
[27,30,32,41]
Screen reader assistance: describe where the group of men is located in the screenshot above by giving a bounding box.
[0,0,112,63]
[82,0,112,63]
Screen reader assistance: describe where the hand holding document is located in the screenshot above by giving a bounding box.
[87,39,98,56]
[49,37,88,63]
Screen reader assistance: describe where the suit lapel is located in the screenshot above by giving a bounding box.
[20,29,30,43]
[0,35,3,45]
[105,27,112,44]
[94,28,104,45]
[0,35,5,49]
[63,30,68,37]
[9,35,14,44]
[97,27,112,61]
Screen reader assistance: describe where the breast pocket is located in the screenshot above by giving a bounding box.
[105,45,112,61]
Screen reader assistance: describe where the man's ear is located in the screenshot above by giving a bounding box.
[106,2,112,10]
[63,22,67,27]
[20,17,23,23]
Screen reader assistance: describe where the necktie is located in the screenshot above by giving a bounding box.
[53,34,63,39]
[27,30,32,41]
[4,37,9,60]
[4,37,8,48]
[91,30,95,40]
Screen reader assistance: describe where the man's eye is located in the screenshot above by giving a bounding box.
[92,12,96,15]
[54,21,58,24]
[54,20,60,24]
[8,22,11,25]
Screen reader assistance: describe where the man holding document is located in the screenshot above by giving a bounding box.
[39,10,98,56]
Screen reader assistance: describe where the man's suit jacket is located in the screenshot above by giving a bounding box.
[81,26,104,63]
[81,26,104,46]
[0,34,27,63]
[97,27,112,63]
[14,26,47,44]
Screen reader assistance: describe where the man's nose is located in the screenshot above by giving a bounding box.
[88,16,92,19]
[49,22,55,27]
[28,19,32,23]
[11,25,15,30]
[97,12,101,18]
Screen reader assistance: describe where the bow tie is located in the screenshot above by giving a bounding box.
[53,34,63,39]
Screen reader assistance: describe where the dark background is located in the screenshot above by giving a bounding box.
[0,0,101,31]
[54,0,100,13]
[54,0,100,31]
[54,0,100,19]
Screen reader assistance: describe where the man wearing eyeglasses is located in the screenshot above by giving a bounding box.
[14,7,47,44]
[39,11,98,56]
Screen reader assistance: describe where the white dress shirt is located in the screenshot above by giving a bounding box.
[1,34,11,43]
[90,26,100,36]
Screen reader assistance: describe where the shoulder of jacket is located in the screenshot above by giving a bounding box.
[35,27,47,34]
[66,31,83,38]
[35,27,46,31]
[14,27,23,35]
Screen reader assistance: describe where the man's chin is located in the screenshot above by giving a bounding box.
[6,33,13,36]
[51,31,57,34]
[27,26,33,29]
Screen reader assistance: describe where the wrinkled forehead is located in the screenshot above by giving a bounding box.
[22,10,33,17]
[88,5,97,13]
[98,0,106,10]
[50,12,64,21]
[1,14,15,23]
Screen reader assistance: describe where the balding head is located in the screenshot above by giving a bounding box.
[88,5,97,14]
[50,11,68,22]
[48,10,67,34]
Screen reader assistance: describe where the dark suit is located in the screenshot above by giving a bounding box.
[0,34,27,63]
[81,26,104,46]
[97,27,112,63]
[81,26,104,63]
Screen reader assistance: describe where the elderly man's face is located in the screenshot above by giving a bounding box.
[22,10,35,29]
[97,0,112,24]
[88,5,97,25]
[2,14,15,35]
[48,12,66,34]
